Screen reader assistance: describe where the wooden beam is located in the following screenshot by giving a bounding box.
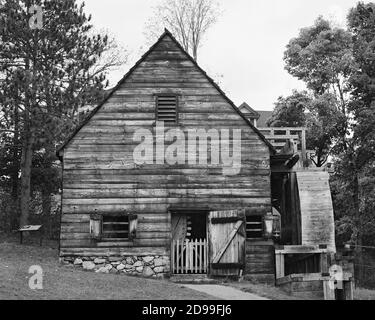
[211,263,244,270]
[211,217,242,224]
[275,245,327,255]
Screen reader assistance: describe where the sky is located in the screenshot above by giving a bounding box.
[82,0,370,111]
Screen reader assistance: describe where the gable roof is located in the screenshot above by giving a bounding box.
[239,102,260,119]
[57,29,276,156]
[256,110,274,128]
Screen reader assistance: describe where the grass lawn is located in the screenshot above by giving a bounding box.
[226,281,307,300]
[0,236,217,300]
[2,234,374,300]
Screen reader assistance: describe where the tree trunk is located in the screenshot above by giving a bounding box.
[11,106,20,199]
[10,106,20,230]
[19,130,33,227]
[41,145,54,238]
[352,171,364,285]
[42,188,52,239]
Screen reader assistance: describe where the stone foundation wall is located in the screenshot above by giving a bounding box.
[60,255,170,278]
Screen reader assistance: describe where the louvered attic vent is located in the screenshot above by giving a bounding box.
[156,95,178,123]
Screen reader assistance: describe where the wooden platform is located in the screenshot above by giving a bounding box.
[276,273,354,300]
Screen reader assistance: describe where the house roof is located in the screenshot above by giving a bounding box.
[255,110,274,128]
[238,102,260,119]
[57,29,276,156]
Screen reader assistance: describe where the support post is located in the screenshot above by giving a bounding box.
[323,280,336,300]
[275,252,285,279]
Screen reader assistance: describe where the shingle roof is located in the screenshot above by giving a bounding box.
[255,111,273,128]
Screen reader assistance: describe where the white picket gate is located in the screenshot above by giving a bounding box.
[171,239,208,274]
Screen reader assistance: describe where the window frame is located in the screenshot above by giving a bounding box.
[245,214,264,240]
[90,212,137,242]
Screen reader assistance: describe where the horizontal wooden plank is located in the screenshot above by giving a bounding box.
[62,201,271,214]
[60,238,170,248]
[63,188,270,199]
[59,246,169,256]
[61,213,169,223]
[63,182,269,190]
[63,197,271,206]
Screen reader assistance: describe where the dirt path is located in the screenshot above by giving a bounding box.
[183,284,269,300]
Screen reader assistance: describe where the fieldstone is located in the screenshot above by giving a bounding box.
[110,268,118,274]
[117,264,126,271]
[143,266,155,277]
[73,258,83,265]
[136,266,144,273]
[82,261,95,270]
[133,261,143,268]
[96,267,109,274]
[125,264,133,269]
[154,258,165,267]
[109,257,122,262]
[143,256,154,263]
[111,262,121,266]
[125,257,134,264]
[104,264,113,270]
[153,267,164,274]
[94,258,106,264]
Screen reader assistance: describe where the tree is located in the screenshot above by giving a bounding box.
[283,17,357,166]
[305,93,347,167]
[342,1,375,284]
[348,2,375,160]
[284,17,354,101]
[0,0,125,227]
[144,0,220,60]
[267,90,345,167]
[267,90,310,128]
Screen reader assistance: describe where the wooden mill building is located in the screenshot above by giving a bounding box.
[57,30,349,297]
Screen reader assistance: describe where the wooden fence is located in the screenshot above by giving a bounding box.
[171,239,208,274]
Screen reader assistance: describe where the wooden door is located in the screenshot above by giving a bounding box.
[171,214,187,240]
[208,210,246,276]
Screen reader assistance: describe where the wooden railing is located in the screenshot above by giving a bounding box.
[171,239,208,274]
[275,245,328,279]
[258,127,307,161]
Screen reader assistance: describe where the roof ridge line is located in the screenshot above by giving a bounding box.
[57,30,276,155]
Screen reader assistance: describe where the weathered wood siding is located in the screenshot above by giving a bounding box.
[60,34,272,256]
[297,171,336,252]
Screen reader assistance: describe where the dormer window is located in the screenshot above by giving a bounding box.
[156,95,178,123]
